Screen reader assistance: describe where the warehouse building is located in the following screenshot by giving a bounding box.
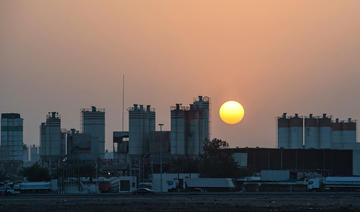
[229,148,355,176]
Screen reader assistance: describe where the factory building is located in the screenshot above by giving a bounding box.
[0,113,24,161]
[113,131,129,161]
[170,96,210,157]
[128,104,155,156]
[66,129,94,161]
[39,112,66,163]
[228,148,355,176]
[81,106,105,159]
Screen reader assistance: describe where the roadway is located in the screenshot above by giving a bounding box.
[1,192,360,212]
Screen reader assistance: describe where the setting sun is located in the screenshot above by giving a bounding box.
[219,101,245,125]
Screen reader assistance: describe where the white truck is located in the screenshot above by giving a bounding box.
[307,177,360,191]
[18,182,51,193]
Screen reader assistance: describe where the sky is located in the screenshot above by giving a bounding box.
[1,1,360,150]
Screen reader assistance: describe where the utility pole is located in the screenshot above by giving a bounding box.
[159,123,164,192]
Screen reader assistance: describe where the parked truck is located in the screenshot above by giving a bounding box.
[18,182,51,193]
[307,177,360,191]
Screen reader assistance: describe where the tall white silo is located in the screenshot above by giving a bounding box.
[81,106,105,159]
[128,104,155,156]
[343,118,356,149]
[289,114,303,149]
[331,118,343,149]
[319,113,332,149]
[192,96,209,155]
[129,104,144,155]
[189,109,200,156]
[277,113,289,148]
[304,114,319,149]
[170,104,186,155]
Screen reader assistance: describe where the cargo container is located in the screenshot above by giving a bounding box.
[260,170,290,181]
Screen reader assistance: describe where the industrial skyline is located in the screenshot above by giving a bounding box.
[2,1,360,150]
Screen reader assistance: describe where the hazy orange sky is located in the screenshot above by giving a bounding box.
[1,1,360,150]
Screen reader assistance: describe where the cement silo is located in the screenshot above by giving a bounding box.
[289,114,303,149]
[304,114,320,149]
[343,118,356,146]
[39,112,66,162]
[81,106,105,159]
[277,113,289,148]
[191,96,210,155]
[128,104,155,155]
[331,119,343,149]
[170,96,209,157]
[1,113,23,161]
[319,113,332,149]
[170,104,187,155]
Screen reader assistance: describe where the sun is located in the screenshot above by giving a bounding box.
[219,101,245,125]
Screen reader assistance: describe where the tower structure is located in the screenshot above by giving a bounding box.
[39,112,66,162]
[81,106,105,159]
[1,113,23,161]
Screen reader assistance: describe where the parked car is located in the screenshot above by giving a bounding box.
[133,188,154,195]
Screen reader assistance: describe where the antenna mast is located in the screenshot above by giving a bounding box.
[122,74,125,131]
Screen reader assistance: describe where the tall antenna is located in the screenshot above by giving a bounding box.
[122,73,125,131]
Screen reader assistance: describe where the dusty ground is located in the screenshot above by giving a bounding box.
[1,193,360,212]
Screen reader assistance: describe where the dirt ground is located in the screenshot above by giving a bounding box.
[1,193,360,212]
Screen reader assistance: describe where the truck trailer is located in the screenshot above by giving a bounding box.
[307,177,360,191]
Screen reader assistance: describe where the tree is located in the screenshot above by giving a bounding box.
[21,163,50,181]
[200,138,240,178]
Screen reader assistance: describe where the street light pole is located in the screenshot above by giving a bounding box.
[159,123,164,192]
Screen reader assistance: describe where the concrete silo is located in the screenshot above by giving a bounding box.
[1,113,23,161]
[343,118,356,148]
[170,96,210,157]
[81,106,105,159]
[319,113,332,149]
[170,104,187,155]
[188,96,209,156]
[331,119,343,149]
[277,113,289,148]
[304,114,320,149]
[128,104,155,155]
[39,112,66,162]
[289,114,303,149]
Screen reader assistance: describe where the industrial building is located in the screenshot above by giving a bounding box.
[0,113,24,161]
[39,112,66,163]
[278,113,358,149]
[81,106,105,159]
[66,129,94,161]
[229,148,356,176]
[170,96,210,157]
[30,145,40,163]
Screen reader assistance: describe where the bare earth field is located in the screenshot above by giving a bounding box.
[1,193,360,212]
